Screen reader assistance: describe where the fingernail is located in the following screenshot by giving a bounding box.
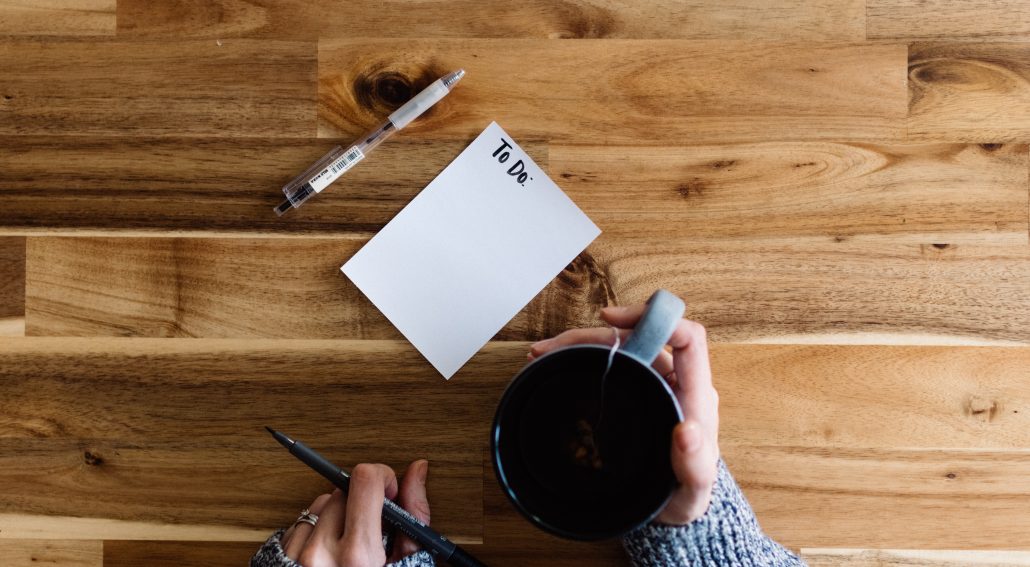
[677,422,703,454]
[419,460,429,481]
[603,305,627,314]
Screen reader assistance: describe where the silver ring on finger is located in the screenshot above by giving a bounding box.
[293,509,319,527]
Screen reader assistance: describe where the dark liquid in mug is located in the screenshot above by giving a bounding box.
[499,348,677,535]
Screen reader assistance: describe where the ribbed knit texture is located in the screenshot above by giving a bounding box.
[622,459,805,566]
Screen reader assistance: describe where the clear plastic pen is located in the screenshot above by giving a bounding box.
[274,69,466,216]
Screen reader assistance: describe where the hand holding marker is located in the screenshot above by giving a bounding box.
[275,70,466,215]
[266,427,488,567]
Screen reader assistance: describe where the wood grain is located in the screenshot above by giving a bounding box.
[0,337,511,542]
[116,0,864,41]
[0,539,102,567]
[909,43,1030,141]
[0,137,542,235]
[0,40,315,137]
[552,142,1028,244]
[868,1,1030,41]
[803,548,1030,566]
[27,238,1030,345]
[716,345,1030,449]
[730,445,1030,549]
[0,0,114,37]
[2,335,1028,558]
[0,237,24,336]
[0,514,268,542]
[318,40,908,144]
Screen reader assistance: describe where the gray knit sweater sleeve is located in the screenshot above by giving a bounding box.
[250,529,434,567]
[622,459,804,566]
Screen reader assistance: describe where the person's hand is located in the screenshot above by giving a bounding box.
[280,460,430,567]
[529,304,719,525]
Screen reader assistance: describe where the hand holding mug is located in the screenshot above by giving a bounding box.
[530,305,719,525]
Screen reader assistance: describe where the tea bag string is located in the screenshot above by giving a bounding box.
[595,326,621,428]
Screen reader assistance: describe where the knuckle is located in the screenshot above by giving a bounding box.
[311,492,332,509]
[350,463,380,483]
[298,546,330,567]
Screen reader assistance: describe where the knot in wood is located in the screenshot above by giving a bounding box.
[353,67,445,116]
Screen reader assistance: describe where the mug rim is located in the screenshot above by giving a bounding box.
[491,343,683,540]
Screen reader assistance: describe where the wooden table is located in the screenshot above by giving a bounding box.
[1,1,1029,565]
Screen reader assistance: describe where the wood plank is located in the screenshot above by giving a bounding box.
[0,539,102,567]
[716,345,1030,449]
[909,43,1030,142]
[0,514,266,542]
[868,1,1030,41]
[117,0,864,41]
[0,338,512,542]
[0,1,114,37]
[5,342,1026,555]
[803,548,1030,566]
[0,237,24,336]
[318,40,907,144]
[104,540,255,567]
[27,238,1030,345]
[551,142,1028,244]
[0,40,315,137]
[0,137,542,236]
[730,445,1030,550]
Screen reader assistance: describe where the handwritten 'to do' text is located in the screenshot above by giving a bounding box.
[492,138,533,187]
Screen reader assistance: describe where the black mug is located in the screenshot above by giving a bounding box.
[491,290,685,540]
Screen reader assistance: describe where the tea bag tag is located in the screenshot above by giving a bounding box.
[596,327,621,427]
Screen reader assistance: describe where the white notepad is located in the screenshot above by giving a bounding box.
[341,122,601,379]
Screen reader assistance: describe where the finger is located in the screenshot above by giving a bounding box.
[529,327,632,358]
[653,347,674,379]
[657,421,719,525]
[666,320,715,416]
[599,304,646,327]
[310,489,346,546]
[342,464,397,553]
[282,493,332,557]
[390,460,431,562]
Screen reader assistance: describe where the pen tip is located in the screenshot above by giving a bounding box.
[274,199,292,216]
[443,69,465,89]
[265,426,275,435]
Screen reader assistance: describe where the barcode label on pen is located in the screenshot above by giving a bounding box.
[308,146,364,193]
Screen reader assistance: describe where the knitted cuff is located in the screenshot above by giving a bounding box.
[622,459,804,567]
[250,529,435,567]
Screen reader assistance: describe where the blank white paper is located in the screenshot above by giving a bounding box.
[341,122,601,379]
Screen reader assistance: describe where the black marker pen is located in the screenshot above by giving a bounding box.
[265,427,487,567]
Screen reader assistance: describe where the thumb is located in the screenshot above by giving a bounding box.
[658,421,716,525]
[390,460,431,561]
